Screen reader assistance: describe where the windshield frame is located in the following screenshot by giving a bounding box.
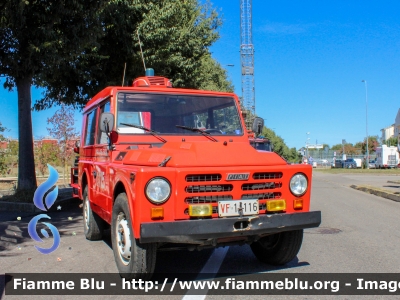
[115,92,244,136]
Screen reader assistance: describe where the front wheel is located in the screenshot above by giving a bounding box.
[111,193,156,280]
[250,230,303,265]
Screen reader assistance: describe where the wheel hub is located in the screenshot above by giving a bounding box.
[116,214,131,265]
[84,197,90,229]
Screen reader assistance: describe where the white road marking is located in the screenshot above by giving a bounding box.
[181,246,229,300]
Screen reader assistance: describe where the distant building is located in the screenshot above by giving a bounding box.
[0,138,18,152]
[34,137,58,147]
[380,124,395,143]
[395,109,400,149]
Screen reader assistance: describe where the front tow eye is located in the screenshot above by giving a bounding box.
[234,221,249,230]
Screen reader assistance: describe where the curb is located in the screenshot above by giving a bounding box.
[350,185,400,202]
[0,188,76,212]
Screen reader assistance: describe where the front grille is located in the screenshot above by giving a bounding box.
[186,174,221,182]
[241,192,281,200]
[185,195,233,204]
[182,172,284,217]
[186,184,233,193]
[253,172,283,180]
[242,182,282,190]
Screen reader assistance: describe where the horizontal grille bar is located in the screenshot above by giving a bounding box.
[186,184,233,193]
[242,182,282,191]
[185,195,233,204]
[186,174,222,182]
[253,172,283,180]
[241,192,281,200]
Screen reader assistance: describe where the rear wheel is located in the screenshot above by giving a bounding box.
[111,193,156,280]
[250,230,303,265]
[83,186,104,240]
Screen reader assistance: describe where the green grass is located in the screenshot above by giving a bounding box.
[314,168,400,175]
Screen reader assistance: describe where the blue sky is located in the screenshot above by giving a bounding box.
[1,0,399,149]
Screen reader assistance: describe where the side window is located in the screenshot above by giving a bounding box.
[84,110,97,146]
[98,102,111,144]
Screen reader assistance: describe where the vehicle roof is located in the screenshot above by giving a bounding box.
[83,85,237,113]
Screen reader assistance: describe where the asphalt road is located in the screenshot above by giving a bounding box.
[1,171,400,299]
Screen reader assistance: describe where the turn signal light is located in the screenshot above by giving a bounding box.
[189,204,212,217]
[151,207,164,219]
[293,199,303,210]
[266,200,286,212]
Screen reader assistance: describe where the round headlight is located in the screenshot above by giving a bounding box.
[145,178,171,204]
[289,173,308,196]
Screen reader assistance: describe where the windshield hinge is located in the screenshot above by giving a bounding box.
[158,156,172,167]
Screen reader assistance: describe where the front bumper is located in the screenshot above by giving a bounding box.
[140,211,321,244]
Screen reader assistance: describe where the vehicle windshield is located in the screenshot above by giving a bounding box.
[116,93,243,135]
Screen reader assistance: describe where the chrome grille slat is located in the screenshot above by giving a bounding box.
[186,184,233,193]
[253,172,283,180]
[186,174,222,182]
[242,182,282,191]
[185,195,233,204]
[241,192,281,200]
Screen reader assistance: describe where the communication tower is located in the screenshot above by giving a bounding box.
[240,0,255,128]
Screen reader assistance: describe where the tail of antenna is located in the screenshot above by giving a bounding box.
[136,29,146,72]
[122,62,126,86]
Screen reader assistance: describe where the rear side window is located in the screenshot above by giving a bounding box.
[84,110,97,146]
[98,102,111,144]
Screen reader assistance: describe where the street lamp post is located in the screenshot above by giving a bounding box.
[362,80,369,169]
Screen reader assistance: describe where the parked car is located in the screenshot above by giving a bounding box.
[368,159,376,169]
[334,159,344,168]
[343,158,357,169]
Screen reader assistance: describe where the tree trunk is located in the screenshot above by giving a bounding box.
[16,76,37,191]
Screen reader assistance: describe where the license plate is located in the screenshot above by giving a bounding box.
[218,199,259,217]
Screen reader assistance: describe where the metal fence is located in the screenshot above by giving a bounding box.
[303,149,376,163]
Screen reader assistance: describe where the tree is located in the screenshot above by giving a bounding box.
[0,0,106,191]
[195,54,234,92]
[385,137,398,147]
[35,0,229,111]
[331,144,343,151]
[47,104,79,184]
[261,127,300,163]
[35,142,60,176]
[0,122,7,174]
[361,136,380,155]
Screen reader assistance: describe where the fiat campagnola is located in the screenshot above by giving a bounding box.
[71,69,321,279]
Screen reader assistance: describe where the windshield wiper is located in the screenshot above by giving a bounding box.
[120,123,167,143]
[175,125,218,142]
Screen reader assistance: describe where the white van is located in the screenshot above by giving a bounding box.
[375,145,399,169]
[353,158,362,168]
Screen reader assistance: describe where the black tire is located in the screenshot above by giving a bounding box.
[83,186,104,240]
[250,230,303,265]
[111,193,156,280]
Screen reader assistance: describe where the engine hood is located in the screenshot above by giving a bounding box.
[120,141,287,167]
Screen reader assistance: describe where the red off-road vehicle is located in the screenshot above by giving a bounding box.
[71,69,321,279]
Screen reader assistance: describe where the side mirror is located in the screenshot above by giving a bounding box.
[100,113,114,133]
[73,140,80,154]
[252,117,264,135]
